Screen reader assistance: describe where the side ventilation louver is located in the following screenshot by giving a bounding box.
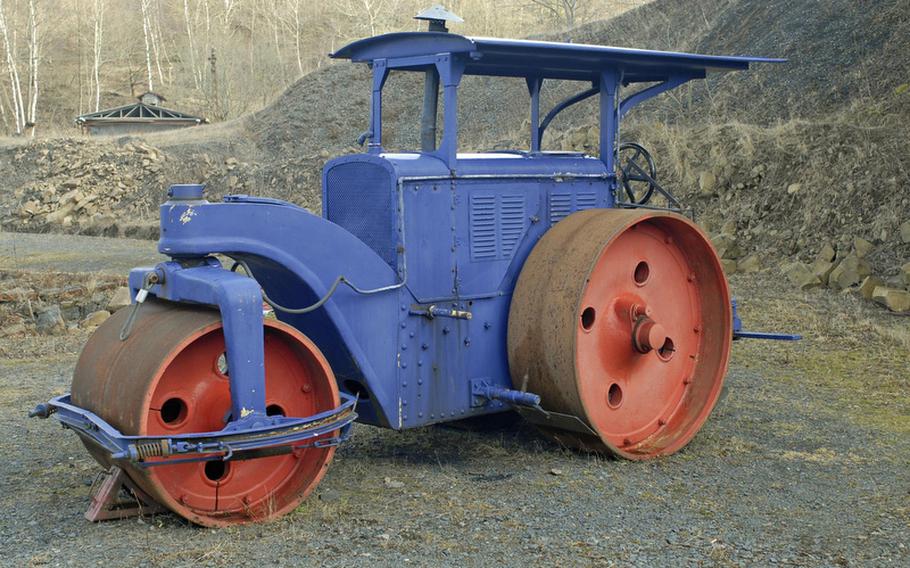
[470,193,527,261]
[469,194,497,260]
[549,190,599,224]
[500,195,525,256]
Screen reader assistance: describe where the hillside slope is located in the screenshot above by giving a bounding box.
[1,0,908,278]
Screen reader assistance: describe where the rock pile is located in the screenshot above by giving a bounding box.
[0,271,129,337]
[3,139,173,236]
[781,236,910,313]
[0,136,333,238]
[5,140,167,237]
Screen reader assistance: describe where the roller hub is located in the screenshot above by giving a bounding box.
[508,209,731,459]
[72,299,339,526]
[632,316,668,354]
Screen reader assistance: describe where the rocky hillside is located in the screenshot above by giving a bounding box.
[0,0,908,310]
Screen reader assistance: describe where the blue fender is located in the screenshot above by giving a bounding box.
[158,196,402,427]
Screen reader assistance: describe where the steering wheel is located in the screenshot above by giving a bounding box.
[617,142,657,205]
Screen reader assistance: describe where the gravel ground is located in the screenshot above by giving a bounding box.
[0,232,162,274]
[0,235,907,567]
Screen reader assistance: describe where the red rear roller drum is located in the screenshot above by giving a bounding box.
[508,209,731,459]
[71,299,339,526]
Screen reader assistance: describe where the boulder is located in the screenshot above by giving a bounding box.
[872,287,910,313]
[853,237,874,258]
[901,262,910,289]
[786,183,801,195]
[816,243,836,263]
[711,234,743,260]
[698,171,717,195]
[828,254,872,290]
[45,202,76,224]
[107,287,133,313]
[782,262,823,290]
[60,188,83,204]
[858,276,884,300]
[900,220,910,243]
[720,259,738,275]
[36,305,65,335]
[82,310,111,328]
[810,258,837,285]
[737,254,761,274]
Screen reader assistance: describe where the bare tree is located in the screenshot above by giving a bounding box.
[150,0,172,83]
[0,0,650,134]
[25,0,39,134]
[290,0,303,75]
[140,0,154,91]
[336,0,400,37]
[91,0,104,111]
[527,0,582,39]
[0,0,25,134]
[183,0,201,90]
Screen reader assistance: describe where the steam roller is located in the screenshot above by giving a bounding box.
[32,10,797,527]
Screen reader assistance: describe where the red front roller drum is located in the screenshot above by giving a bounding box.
[71,299,340,526]
[508,209,732,459]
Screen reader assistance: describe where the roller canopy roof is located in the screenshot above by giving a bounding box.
[331,32,784,83]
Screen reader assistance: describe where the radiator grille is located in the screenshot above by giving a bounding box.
[325,162,397,268]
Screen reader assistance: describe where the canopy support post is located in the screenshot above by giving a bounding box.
[526,77,542,152]
[368,59,389,153]
[599,70,620,174]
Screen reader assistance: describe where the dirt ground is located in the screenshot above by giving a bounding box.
[0,234,907,567]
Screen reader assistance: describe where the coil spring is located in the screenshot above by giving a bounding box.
[132,439,170,460]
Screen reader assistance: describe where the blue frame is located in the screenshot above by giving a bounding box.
[332,32,784,171]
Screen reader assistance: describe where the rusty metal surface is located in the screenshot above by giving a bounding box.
[71,299,339,526]
[508,209,731,459]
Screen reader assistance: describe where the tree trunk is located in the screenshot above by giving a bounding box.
[183,0,200,90]
[140,0,154,91]
[92,0,104,112]
[0,0,25,134]
[292,0,302,75]
[26,0,38,135]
